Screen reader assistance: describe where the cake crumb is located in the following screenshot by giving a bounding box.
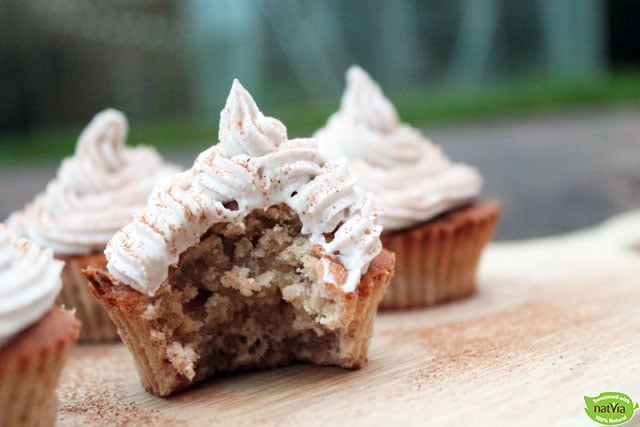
[166,342,198,381]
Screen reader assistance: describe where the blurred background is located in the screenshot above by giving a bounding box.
[1,0,639,240]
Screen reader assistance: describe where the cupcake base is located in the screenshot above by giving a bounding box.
[0,306,79,426]
[83,204,395,397]
[84,249,394,397]
[59,253,119,343]
[379,200,500,310]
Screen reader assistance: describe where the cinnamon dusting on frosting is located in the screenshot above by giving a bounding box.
[106,80,382,296]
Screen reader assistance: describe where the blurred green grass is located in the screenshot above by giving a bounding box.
[2,72,640,165]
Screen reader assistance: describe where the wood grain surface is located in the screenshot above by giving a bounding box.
[56,210,640,426]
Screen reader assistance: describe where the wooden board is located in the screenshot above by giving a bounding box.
[56,210,640,426]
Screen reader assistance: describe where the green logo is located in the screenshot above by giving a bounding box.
[584,392,639,425]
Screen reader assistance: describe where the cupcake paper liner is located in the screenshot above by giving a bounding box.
[59,253,119,343]
[379,201,501,310]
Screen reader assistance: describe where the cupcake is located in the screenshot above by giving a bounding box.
[0,224,79,426]
[7,109,179,342]
[83,80,395,397]
[315,66,500,309]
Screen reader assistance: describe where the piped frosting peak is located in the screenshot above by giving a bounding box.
[217,79,287,157]
[341,66,400,133]
[74,108,128,173]
[106,80,382,296]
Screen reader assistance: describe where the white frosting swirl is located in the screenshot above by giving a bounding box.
[106,80,382,296]
[0,224,63,348]
[315,66,482,231]
[7,109,180,255]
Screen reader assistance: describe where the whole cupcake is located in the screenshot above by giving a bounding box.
[0,224,79,426]
[315,66,500,309]
[7,109,179,341]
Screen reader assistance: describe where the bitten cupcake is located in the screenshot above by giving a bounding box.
[0,224,79,426]
[315,66,500,309]
[84,80,394,397]
[7,109,179,342]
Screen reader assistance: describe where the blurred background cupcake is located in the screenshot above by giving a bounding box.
[6,109,179,342]
[315,66,500,308]
[0,224,79,426]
